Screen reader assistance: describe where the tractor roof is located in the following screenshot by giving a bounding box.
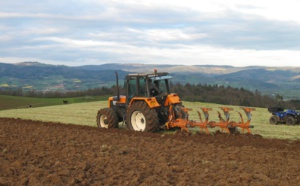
[125,71,170,79]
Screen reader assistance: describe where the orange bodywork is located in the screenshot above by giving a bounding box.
[108,96,126,107]
[108,93,182,109]
[127,93,182,108]
[163,93,182,106]
[129,97,161,108]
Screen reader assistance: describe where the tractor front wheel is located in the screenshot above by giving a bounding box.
[286,116,295,125]
[269,116,278,125]
[126,102,159,132]
[96,108,119,128]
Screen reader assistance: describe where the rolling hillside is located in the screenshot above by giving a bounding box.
[1,62,300,99]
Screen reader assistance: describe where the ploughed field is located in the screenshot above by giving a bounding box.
[1,117,300,186]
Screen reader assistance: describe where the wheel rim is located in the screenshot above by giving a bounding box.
[99,115,108,128]
[131,111,146,131]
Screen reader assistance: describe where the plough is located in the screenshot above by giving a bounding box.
[167,107,255,134]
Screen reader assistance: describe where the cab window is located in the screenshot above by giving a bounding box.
[138,78,146,96]
[127,77,137,102]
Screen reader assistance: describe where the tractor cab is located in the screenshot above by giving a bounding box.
[124,71,172,104]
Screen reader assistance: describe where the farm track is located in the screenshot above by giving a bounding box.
[1,117,300,186]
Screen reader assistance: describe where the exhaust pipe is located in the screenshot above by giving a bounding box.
[115,71,120,101]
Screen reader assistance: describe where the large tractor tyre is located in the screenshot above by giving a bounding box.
[96,108,119,129]
[286,116,296,125]
[126,101,159,132]
[269,116,278,125]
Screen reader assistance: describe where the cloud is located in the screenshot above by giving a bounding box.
[1,0,300,67]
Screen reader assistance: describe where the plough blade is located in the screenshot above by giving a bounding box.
[208,110,230,133]
[229,107,255,134]
[192,107,213,134]
[165,105,255,135]
[195,107,256,134]
[165,107,212,134]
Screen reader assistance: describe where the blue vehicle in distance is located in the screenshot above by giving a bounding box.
[268,107,300,125]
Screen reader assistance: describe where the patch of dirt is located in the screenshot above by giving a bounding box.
[1,117,300,186]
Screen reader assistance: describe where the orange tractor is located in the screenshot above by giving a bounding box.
[96,70,254,134]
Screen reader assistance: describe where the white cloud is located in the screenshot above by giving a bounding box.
[143,29,207,42]
[1,0,300,67]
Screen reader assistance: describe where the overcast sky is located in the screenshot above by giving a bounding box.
[1,0,300,67]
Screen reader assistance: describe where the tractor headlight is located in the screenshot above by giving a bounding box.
[150,100,156,107]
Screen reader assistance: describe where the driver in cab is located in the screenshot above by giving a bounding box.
[149,79,160,96]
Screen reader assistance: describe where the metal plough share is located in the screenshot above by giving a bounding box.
[165,107,255,134]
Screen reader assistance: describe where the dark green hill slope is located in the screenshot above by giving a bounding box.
[1,62,300,99]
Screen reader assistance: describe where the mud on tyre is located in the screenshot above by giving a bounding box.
[97,108,119,128]
[286,116,295,125]
[126,101,159,132]
[269,115,278,125]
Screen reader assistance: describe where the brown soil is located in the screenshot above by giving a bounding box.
[1,117,300,186]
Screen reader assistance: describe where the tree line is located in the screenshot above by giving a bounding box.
[171,83,297,109]
[0,83,299,109]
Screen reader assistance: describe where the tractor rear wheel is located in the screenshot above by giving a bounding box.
[96,108,118,128]
[269,116,278,125]
[126,101,159,132]
[286,116,295,125]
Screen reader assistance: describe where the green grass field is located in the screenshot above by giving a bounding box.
[0,98,299,140]
[0,95,108,110]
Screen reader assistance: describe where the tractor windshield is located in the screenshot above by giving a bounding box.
[148,75,171,96]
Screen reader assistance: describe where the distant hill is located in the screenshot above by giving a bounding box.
[0,62,128,92]
[1,62,300,99]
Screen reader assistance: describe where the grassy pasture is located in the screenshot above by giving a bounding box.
[0,99,299,140]
[0,95,108,110]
